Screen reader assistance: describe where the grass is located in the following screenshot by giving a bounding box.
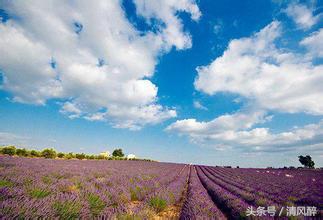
[87,193,106,217]
[148,197,167,213]
[41,175,52,184]
[29,188,51,199]
[130,186,142,201]
[53,201,81,219]
[0,179,14,188]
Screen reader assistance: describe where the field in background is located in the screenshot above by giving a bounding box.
[0,156,322,219]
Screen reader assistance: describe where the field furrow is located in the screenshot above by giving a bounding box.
[180,166,226,219]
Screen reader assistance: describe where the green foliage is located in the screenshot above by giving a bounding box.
[29,188,51,199]
[16,148,29,157]
[41,148,57,159]
[0,179,14,188]
[130,186,141,201]
[1,146,16,156]
[87,193,106,217]
[86,154,95,160]
[148,197,167,213]
[112,148,124,157]
[57,152,65,158]
[53,201,81,219]
[65,152,75,159]
[30,150,40,157]
[75,153,86,160]
[299,155,315,168]
[0,146,152,161]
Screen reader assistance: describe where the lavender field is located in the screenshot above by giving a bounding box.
[0,156,322,219]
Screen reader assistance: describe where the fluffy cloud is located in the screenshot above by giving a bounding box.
[301,28,323,58]
[194,21,323,115]
[0,0,200,129]
[285,3,320,30]
[168,20,323,152]
[167,112,323,153]
[134,0,201,50]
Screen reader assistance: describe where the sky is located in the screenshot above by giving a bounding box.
[0,0,322,167]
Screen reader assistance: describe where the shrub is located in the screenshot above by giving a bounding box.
[16,148,29,157]
[1,146,16,156]
[86,155,95,160]
[41,148,57,159]
[112,148,124,157]
[30,150,40,157]
[75,153,86,160]
[65,152,75,159]
[148,197,167,213]
[53,201,81,219]
[87,193,106,217]
[57,152,65,158]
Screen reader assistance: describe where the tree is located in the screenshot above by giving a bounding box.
[1,146,16,156]
[57,152,65,158]
[30,150,40,157]
[75,153,86,160]
[299,155,315,168]
[65,152,75,159]
[112,148,124,157]
[16,148,29,157]
[41,148,57,159]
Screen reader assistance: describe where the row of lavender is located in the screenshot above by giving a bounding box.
[183,165,322,219]
[0,156,188,219]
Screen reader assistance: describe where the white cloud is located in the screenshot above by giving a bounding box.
[133,0,201,50]
[0,0,200,129]
[195,21,323,115]
[168,21,323,152]
[167,112,323,153]
[166,110,268,135]
[285,3,320,30]
[193,100,208,110]
[301,28,323,58]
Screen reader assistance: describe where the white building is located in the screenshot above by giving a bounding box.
[127,154,136,160]
[99,151,110,158]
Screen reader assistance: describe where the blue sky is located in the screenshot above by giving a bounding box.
[0,0,322,167]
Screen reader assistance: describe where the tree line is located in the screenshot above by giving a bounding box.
[0,146,153,161]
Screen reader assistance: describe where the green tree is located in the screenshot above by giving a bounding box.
[1,146,16,156]
[57,152,65,158]
[299,155,315,168]
[30,150,40,157]
[65,152,75,159]
[112,148,124,157]
[41,148,57,159]
[75,153,86,160]
[16,148,29,157]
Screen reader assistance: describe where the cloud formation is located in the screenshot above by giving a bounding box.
[285,2,320,30]
[301,28,323,58]
[168,19,323,152]
[167,111,323,153]
[195,21,323,115]
[0,0,200,130]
